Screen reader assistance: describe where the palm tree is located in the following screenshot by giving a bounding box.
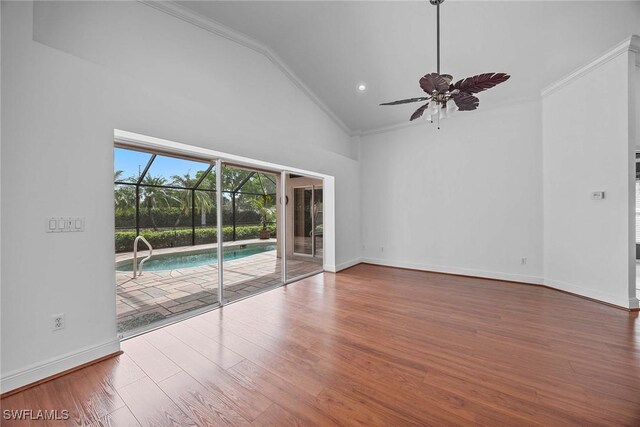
[114,186,135,216]
[140,175,177,230]
[114,171,135,218]
[248,195,276,239]
[171,172,214,227]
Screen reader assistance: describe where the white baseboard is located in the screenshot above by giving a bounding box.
[0,338,121,394]
[334,258,363,272]
[544,278,639,309]
[359,258,637,309]
[324,264,337,273]
[361,257,544,285]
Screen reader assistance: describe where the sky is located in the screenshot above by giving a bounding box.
[114,148,211,183]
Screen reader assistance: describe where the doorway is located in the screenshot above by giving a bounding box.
[292,186,323,257]
[285,174,324,282]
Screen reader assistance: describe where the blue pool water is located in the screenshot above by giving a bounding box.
[116,244,277,272]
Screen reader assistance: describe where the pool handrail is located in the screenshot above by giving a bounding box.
[132,236,153,278]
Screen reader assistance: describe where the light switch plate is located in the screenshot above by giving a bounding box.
[46,216,85,232]
[72,217,85,232]
[46,218,58,233]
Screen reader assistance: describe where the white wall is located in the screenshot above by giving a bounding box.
[359,100,544,284]
[359,37,640,309]
[0,1,360,393]
[542,38,639,309]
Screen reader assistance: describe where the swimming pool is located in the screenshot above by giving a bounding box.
[116,244,277,272]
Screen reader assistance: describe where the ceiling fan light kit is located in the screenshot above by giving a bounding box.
[380,0,510,129]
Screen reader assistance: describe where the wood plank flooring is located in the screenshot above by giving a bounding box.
[2,264,640,426]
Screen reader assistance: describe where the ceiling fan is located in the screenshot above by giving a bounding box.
[380,0,510,129]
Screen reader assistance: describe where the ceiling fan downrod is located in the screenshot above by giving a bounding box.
[429,0,444,74]
[431,0,443,127]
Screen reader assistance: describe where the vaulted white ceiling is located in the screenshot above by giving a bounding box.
[179,1,640,134]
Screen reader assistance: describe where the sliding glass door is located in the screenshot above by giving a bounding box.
[114,147,219,336]
[115,148,325,337]
[221,163,281,302]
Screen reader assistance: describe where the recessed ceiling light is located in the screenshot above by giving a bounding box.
[357,84,366,91]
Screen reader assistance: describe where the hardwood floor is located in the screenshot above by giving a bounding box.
[3,264,640,426]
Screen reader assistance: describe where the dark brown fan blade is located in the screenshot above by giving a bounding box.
[380,97,430,106]
[452,73,510,94]
[452,93,479,111]
[419,73,449,94]
[410,103,430,121]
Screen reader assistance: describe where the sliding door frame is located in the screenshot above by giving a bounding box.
[216,158,224,304]
[281,170,288,285]
[114,131,336,303]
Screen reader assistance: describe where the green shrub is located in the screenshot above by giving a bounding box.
[115,225,277,252]
[115,231,137,253]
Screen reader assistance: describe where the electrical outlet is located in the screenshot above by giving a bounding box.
[52,313,65,331]
[521,257,527,265]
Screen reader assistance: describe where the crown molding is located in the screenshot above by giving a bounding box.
[138,1,353,136]
[542,35,640,98]
[355,119,423,138]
